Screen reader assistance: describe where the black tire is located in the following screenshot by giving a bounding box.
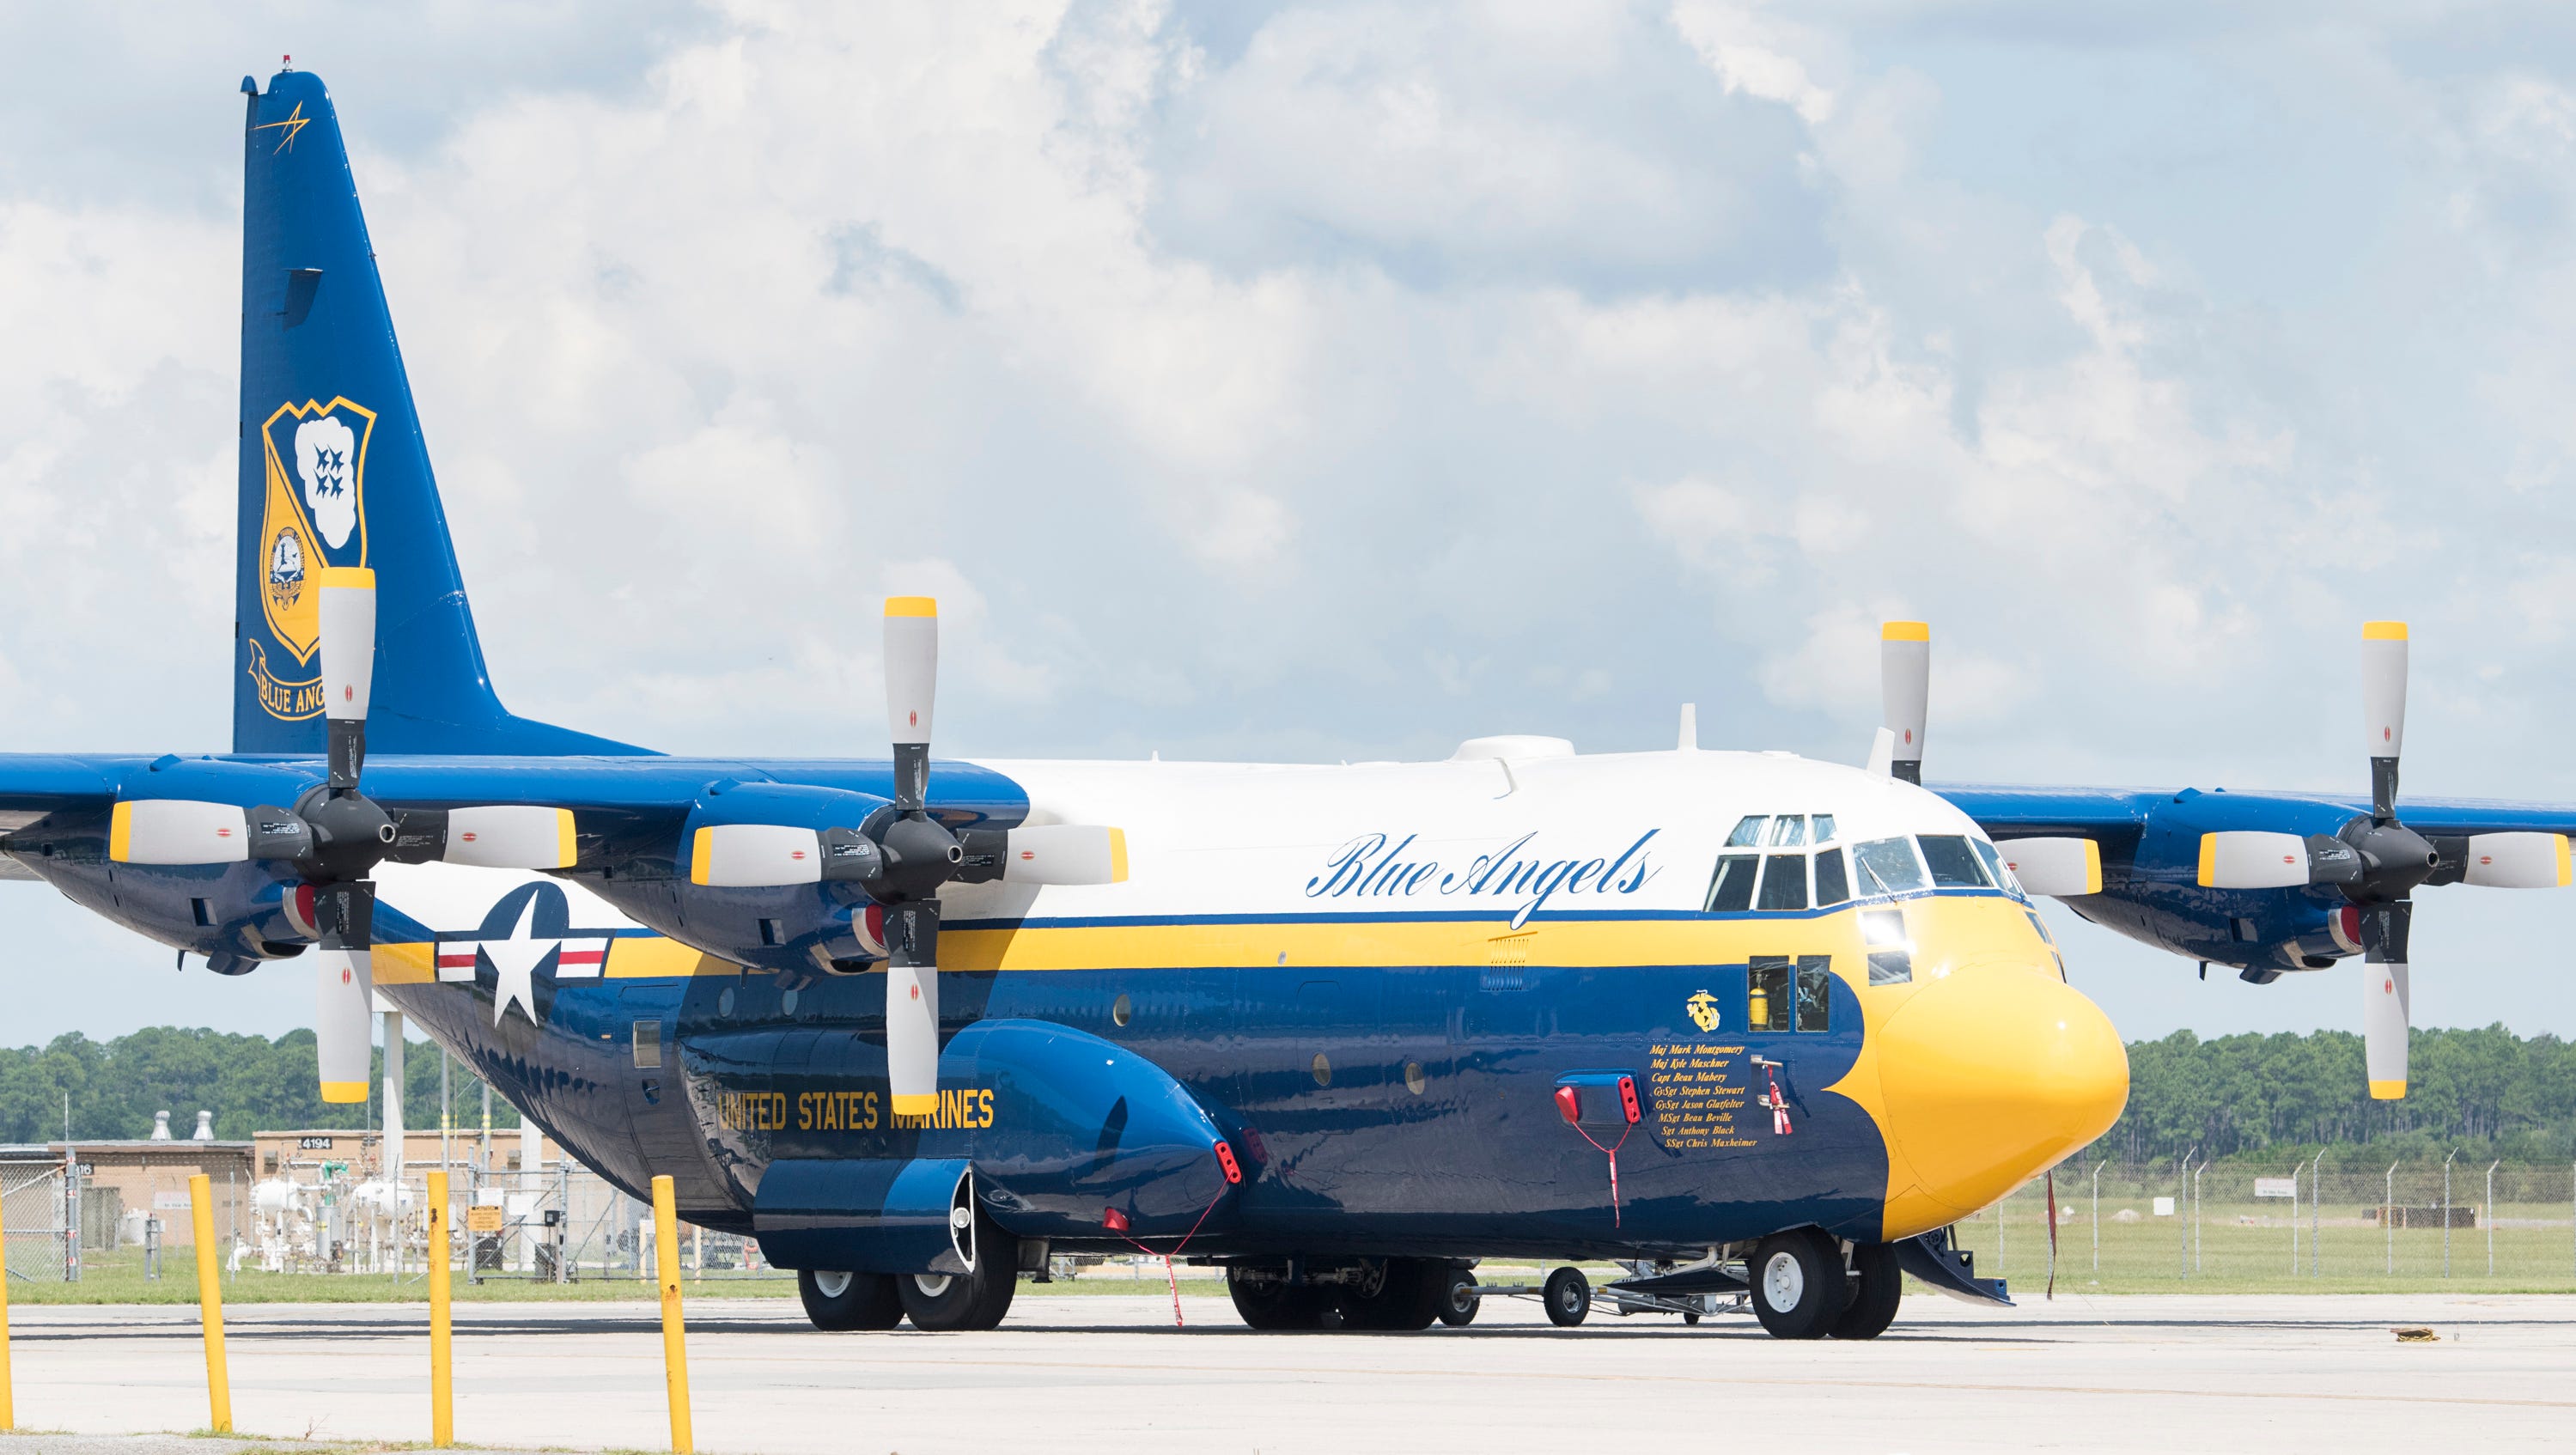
[1436,1265,1481,1327]
[1830,1241,1901,1341]
[1227,1266,1327,1330]
[1750,1230,1849,1340]
[797,1268,904,1330]
[1338,1257,1443,1331]
[896,1210,1020,1332]
[1683,1310,1702,1326]
[1542,1266,1591,1327]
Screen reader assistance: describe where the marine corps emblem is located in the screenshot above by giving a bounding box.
[1684,989,1721,1032]
[248,397,376,719]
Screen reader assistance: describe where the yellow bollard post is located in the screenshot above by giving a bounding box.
[651,1175,693,1455]
[428,1170,453,1447]
[0,1179,14,1434]
[187,1173,232,1433]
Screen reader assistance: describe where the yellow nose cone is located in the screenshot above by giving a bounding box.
[1875,962,2128,1238]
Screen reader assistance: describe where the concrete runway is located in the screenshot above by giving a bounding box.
[5,1292,2573,1454]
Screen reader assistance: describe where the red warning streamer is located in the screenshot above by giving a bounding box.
[1105,1190,1225,1328]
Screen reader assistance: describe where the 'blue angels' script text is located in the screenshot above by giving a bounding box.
[1303,831,1661,928]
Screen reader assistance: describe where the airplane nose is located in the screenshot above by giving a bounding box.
[1874,960,2128,1234]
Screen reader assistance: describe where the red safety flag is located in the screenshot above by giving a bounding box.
[1763,1064,1793,1136]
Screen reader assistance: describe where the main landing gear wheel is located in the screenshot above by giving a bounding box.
[798,1268,904,1330]
[897,1205,1019,1332]
[1337,1258,1444,1331]
[1750,1230,1850,1341]
[1227,1266,1328,1330]
[1436,1265,1481,1326]
[1830,1241,1902,1341]
[1542,1266,1592,1327]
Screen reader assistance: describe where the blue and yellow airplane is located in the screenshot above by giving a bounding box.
[4,70,2568,1338]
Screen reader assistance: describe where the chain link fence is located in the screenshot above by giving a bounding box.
[1,1158,74,1281]
[1951,1160,2576,1292]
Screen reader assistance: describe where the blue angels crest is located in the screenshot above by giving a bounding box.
[248,397,375,719]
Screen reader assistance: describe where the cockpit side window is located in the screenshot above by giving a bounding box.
[1918,834,1992,889]
[1767,815,1809,848]
[1850,837,1928,898]
[1812,813,1836,844]
[1756,853,1809,911]
[1812,847,1850,908]
[2027,910,2067,980]
[1726,815,1769,848]
[1705,854,1760,911]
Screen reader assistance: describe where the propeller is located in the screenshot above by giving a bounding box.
[1879,621,1930,783]
[2189,622,2570,1099]
[685,596,1127,1117]
[106,568,576,1102]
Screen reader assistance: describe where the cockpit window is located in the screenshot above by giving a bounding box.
[1812,813,1836,844]
[1757,853,1809,911]
[1972,837,2025,900]
[2027,910,2067,981]
[1812,848,1850,909]
[1726,815,1769,848]
[1850,837,1928,897]
[1767,815,1809,848]
[1918,835,1992,889]
[1705,854,1760,911]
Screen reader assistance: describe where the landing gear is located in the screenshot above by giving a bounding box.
[1749,1230,1848,1340]
[1830,1241,1901,1341]
[897,1204,1020,1331]
[1227,1265,1328,1330]
[797,1269,904,1330]
[1337,1257,1444,1330]
[1436,1265,1481,1326]
[1542,1266,1592,1327]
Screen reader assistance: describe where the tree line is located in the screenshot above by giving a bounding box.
[2102,1025,2576,1166]
[0,1027,520,1144]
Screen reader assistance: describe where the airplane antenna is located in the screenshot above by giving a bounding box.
[1677,703,1698,753]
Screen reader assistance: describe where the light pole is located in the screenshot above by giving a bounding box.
[2444,1148,2459,1279]
[2178,1148,2198,1279]
[2311,1151,2325,1279]
[2193,1162,2206,1275]
[2385,1160,2398,1275]
[2487,1160,2500,1277]
[2092,1160,2107,1274]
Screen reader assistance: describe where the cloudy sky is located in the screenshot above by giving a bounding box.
[9,1,2576,1050]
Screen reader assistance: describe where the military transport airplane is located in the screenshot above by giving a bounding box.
[3,68,2568,1339]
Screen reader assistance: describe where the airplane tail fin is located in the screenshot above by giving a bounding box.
[233,69,642,758]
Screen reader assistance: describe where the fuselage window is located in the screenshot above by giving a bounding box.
[1850,837,1928,898]
[1862,908,1911,985]
[1918,834,1992,889]
[1812,813,1836,844]
[1812,847,1850,908]
[1726,815,1769,848]
[1706,854,1760,911]
[1757,853,1810,911]
[1767,815,1809,848]
[1795,955,1833,1031]
[1973,837,2025,901]
[1747,956,1792,1031]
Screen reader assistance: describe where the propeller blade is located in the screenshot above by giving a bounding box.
[442,806,576,869]
[883,900,941,1117]
[2460,831,2573,889]
[109,800,249,865]
[320,567,378,789]
[691,823,825,886]
[2000,837,2102,898]
[2196,831,2313,890]
[314,881,377,1105]
[2359,900,2411,1099]
[1880,621,1929,784]
[884,596,938,814]
[109,800,314,866]
[996,825,1130,886]
[2362,620,2407,819]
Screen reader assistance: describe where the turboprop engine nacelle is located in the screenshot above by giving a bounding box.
[663,781,899,975]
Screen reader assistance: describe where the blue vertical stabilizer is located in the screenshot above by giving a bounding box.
[234,69,644,758]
